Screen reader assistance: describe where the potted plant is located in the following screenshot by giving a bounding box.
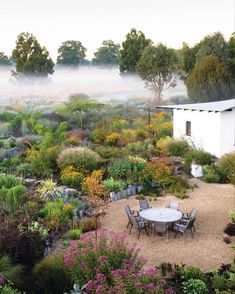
[135,194,145,200]
[224,211,235,236]
[229,211,235,225]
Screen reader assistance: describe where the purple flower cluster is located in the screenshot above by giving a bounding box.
[0,274,5,285]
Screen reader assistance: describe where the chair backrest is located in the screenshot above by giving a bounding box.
[186,217,195,230]
[167,200,180,210]
[139,198,150,210]
[190,208,197,218]
[129,214,145,228]
[124,205,132,216]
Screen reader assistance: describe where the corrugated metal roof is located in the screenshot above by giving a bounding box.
[157,98,235,112]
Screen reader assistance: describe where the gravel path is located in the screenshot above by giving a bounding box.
[102,179,235,271]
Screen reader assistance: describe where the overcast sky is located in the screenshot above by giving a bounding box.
[0,0,234,61]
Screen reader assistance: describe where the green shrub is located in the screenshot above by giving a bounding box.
[0,185,27,215]
[103,177,126,192]
[57,147,100,172]
[181,278,208,294]
[77,217,97,232]
[215,290,235,294]
[212,273,227,291]
[16,163,32,175]
[27,145,62,177]
[66,229,82,240]
[93,145,126,160]
[0,255,22,287]
[108,158,132,180]
[40,200,73,230]
[0,284,22,294]
[157,121,173,139]
[184,150,213,172]
[33,254,71,294]
[167,176,190,199]
[179,265,206,282]
[60,166,84,189]
[0,122,12,138]
[9,156,22,167]
[218,152,235,183]
[167,139,190,157]
[203,165,221,183]
[0,174,22,189]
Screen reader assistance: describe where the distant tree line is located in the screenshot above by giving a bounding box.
[0,30,234,103]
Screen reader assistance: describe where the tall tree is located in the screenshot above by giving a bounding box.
[176,43,199,79]
[0,52,11,66]
[92,40,120,66]
[12,32,54,78]
[186,55,233,102]
[119,28,152,73]
[136,43,177,104]
[57,40,87,66]
[196,32,229,66]
[228,32,235,79]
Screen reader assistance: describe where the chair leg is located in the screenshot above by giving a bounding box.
[174,231,178,239]
[166,229,169,240]
[145,227,149,236]
[191,229,194,238]
[129,224,133,235]
[126,220,131,229]
[193,224,196,232]
[138,229,141,239]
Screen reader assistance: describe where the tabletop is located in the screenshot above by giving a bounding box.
[139,207,182,223]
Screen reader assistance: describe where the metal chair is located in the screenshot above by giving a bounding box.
[124,205,139,229]
[182,208,197,231]
[174,217,196,240]
[139,198,151,210]
[166,200,180,211]
[128,214,149,239]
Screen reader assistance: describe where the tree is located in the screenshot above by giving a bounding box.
[58,94,105,129]
[119,28,152,73]
[177,43,199,79]
[0,52,11,66]
[228,32,235,79]
[92,40,120,66]
[136,43,177,104]
[196,32,229,66]
[57,40,87,66]
[186,55,233,102]
[12,32,54,78]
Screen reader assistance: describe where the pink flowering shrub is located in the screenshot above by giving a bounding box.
[85,267,174,293]
[63,229,173,293]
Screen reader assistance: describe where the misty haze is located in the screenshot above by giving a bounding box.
[0,66,187,109]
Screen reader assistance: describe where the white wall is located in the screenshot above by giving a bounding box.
[220,109,235,155]
[173,109,222,157]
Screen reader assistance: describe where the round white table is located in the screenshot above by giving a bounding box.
[139,207,182,223]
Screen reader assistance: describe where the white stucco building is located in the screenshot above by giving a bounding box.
[158,99,235,158]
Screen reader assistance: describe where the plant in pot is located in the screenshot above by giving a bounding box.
[135,194,145,200]
[224,211,235,236]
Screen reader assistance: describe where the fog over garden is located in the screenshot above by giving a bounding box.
[0,66,187,110]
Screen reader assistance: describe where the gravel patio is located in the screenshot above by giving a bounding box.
[101,179,235,272]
